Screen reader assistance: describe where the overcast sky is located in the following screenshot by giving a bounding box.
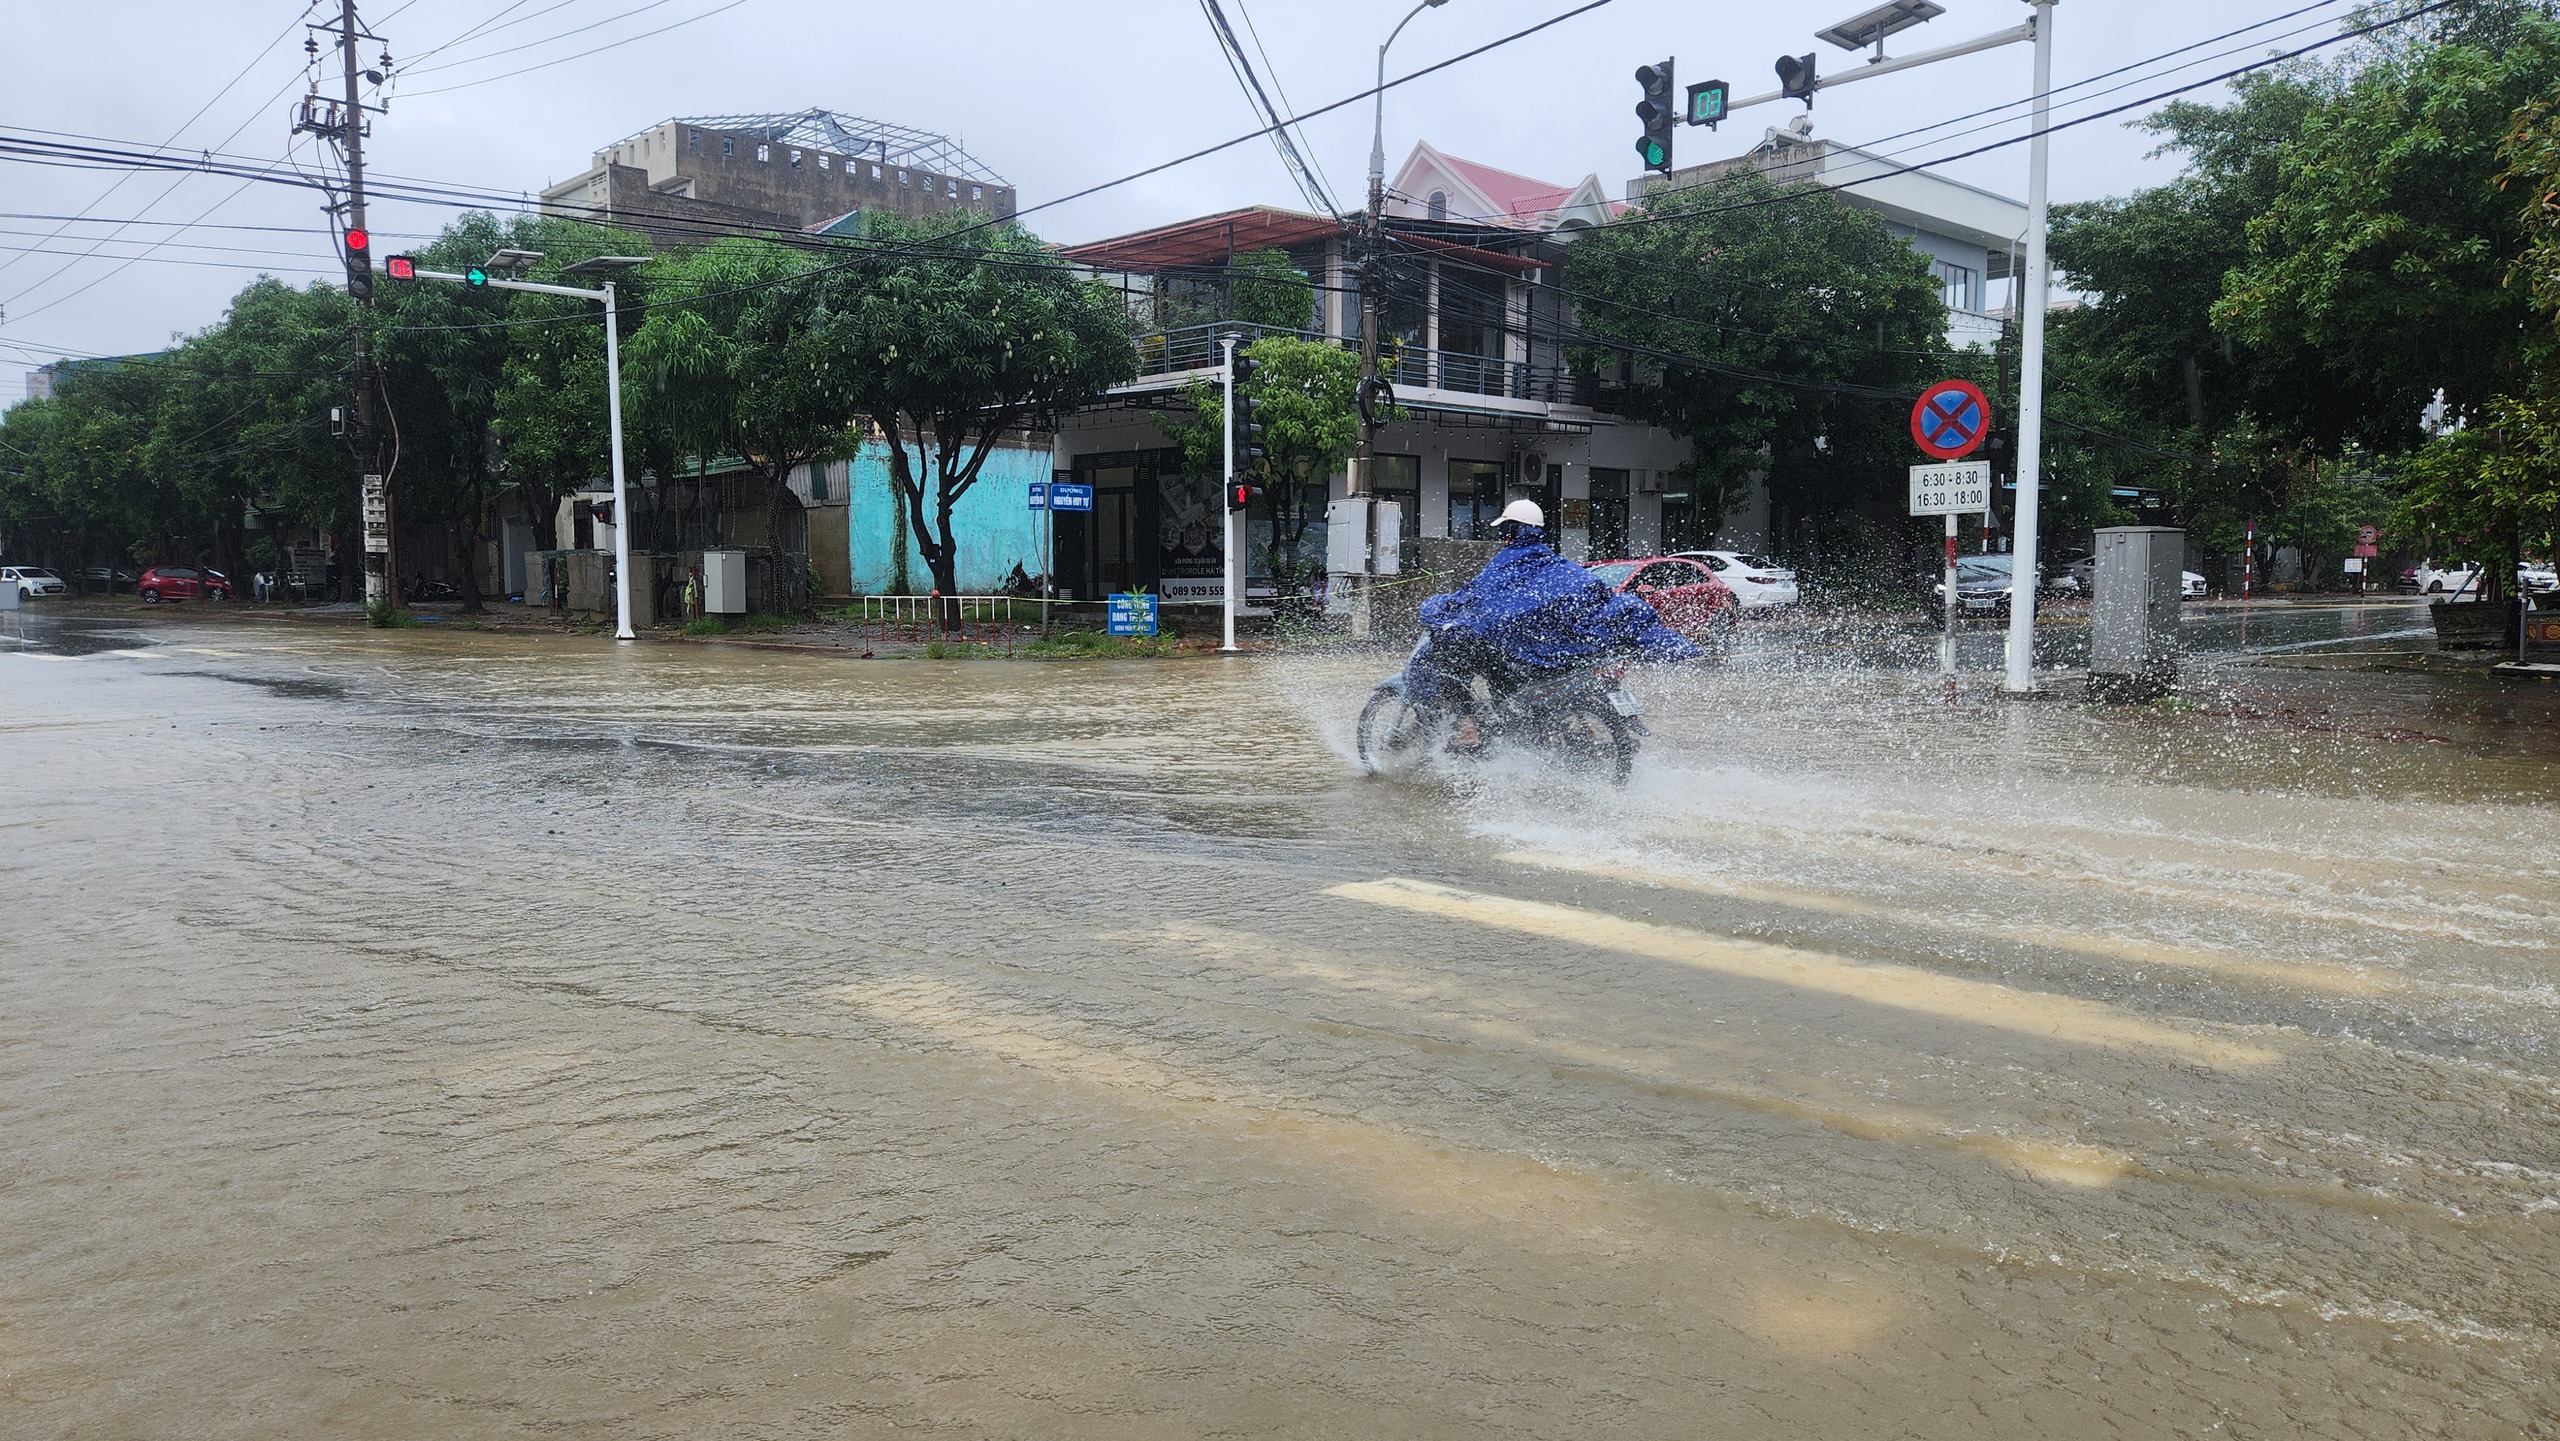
[2,0,2373,391]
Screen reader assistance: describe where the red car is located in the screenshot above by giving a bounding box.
[137,566,231,603]
[1585,556,1739,643]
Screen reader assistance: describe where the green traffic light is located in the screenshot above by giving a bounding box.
[465,266,489,287]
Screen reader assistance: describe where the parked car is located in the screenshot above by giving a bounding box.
[2413,560,2483,599]
[75,565,138,594]
[2182,570,2209,600]
[1584,556,1740,643]
[4,565,67,600]
[2517,560,2557,596]
[1931,554,2037,616]
[136,565,232,603]
[1671,550,1800,611]
[2049,549,2093,598]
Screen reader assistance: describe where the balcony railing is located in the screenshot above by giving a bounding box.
[1131,322,1588,406]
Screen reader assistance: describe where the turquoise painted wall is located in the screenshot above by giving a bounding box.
[846,438,1053,595]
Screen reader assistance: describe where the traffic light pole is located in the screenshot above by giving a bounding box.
[1714,18,2034,118]
[2002,0,2056,694]
[1221,333,1239,654]
[407,267,634,640]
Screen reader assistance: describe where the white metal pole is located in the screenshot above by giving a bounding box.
[1221,334,1239,653]
[603,280,635,642]
[2002,0,2055,693]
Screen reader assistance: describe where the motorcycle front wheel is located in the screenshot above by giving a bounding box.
[1356,688,1438,776]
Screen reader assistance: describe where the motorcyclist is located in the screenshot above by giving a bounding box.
[1411,498,1704,749]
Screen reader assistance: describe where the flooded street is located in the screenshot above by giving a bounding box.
[4,603,2557,1437]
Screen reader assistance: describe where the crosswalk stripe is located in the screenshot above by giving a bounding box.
[1326,877,2278,1070]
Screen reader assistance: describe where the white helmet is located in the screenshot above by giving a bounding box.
[1497,498,1545,529]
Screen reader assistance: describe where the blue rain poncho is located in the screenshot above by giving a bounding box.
[1417,528,1705,669]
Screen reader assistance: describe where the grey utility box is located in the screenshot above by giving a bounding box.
[2089,525,2186,701]
[702,549,747,615]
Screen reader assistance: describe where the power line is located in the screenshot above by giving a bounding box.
[399,0,693,76]
[395,0,754,96]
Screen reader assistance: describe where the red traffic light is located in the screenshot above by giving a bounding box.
[384,255,415,280]
[344,226,370,253]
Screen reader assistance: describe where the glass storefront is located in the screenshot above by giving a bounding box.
[1447,459,1505,540]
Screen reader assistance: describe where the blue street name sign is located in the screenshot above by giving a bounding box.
[1028,481,1048,510]
[1107,591,1158,637]
[1050,482,1094,513]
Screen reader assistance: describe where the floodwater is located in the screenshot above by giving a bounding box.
[3,601,2556,1437]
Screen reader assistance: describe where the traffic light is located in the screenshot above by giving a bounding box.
[1776,52,1818,108]
[464,266,489,288]
[343,225,373,303]
[384,255,415,280]
[1227,481,1262,513]
[1634,59,1676,173]
[1229,350,1266,470]
[1686,79,1729,129]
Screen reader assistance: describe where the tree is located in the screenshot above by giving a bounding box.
[1164,334,1362,602]
[2214,6,2560,447]
[830,213,1136,597]
[622,236,862,608]
[1227,248,1317,332]
[1562,172,1947,554]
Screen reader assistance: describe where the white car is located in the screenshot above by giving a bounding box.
[3,565,67,600]
[2413,561,2483,599]
[2517,561,2557,596]
[1674,550,1800,611]
[2182,570,2209,600]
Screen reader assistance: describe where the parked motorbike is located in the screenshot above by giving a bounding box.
[1356,635,1647,786]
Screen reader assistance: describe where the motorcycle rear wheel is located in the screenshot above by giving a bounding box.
[1549,701,1637,786]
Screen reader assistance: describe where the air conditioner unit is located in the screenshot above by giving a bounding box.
[1635,469,1666,494]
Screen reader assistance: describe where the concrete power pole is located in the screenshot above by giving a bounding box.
[2002,0,2057,693]
[307,0,391,608]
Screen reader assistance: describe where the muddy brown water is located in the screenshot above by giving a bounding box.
[3,609,2556,1437]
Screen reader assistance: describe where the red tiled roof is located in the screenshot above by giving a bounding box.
[1435,153,1577,221]
[1059,205,1344,272]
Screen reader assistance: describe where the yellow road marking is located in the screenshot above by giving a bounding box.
[1327,877,2278,1070]
[1498,848,2393,996]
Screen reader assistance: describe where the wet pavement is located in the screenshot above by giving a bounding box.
[3,600,2557,1437]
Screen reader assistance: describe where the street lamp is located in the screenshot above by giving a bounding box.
[1368,0,1452,204]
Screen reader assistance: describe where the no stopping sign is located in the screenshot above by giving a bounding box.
[1911,379,1991,460]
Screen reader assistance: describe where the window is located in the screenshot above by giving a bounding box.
[1447,459,1504,540]
[1933,259,1979,313]
[688,130,699,151]
[818,153,830,170]
[757,143,770,162]
[947,179,957,198]
[898,169,909,186]
[809,463,830,502]
[971,184,982,202]
[1427,190,1447,222]
[869,163,881,179]
[1372,453,1420,544]
[722,138,734,156]
[790,148,802,168]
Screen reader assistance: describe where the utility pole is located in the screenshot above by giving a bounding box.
[299,0,391,608]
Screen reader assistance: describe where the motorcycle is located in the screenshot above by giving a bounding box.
[1356,634,1648,786]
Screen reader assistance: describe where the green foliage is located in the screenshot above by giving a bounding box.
[1561,172,1948,540]
[364,599,420,628]
[1226,248,1316,332]
[2214,11,2560,446]
[1163,335,1360,592]
[824,211,1137,596]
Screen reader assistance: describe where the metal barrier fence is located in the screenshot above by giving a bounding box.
[843,594,1036,654]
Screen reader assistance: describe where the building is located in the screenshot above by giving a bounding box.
[1637,119,2029,350]
[1043,149,1703,606]
[539,109,1013,241]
